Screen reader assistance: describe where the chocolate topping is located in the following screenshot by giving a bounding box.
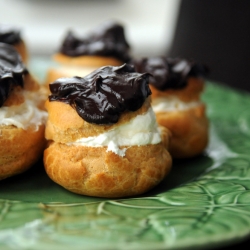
[0,43,28,107]
[132,57,209,90]
[59,21,131,62]
[0,25,21,45]
[49,64,151,125]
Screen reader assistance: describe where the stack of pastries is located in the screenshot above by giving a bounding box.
[0,21,211,198]
[132,56,209,158]
[0,43,47,180]
[43,64,172,198]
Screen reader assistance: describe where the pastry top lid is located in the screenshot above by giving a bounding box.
[132,56,209,91]
[49,64,151,125]
[0,43,27,107]
[0,24,21,45]
[59,21,131,62]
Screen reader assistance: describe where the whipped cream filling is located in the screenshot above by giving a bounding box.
[67,107,162,157]
[0,91,48,131]
[152,96,202,112]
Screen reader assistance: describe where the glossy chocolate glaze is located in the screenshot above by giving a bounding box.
[49,64,151,125]
[132,57,209,90]
[59,21,131,62]
[0,43,27,107]
[0,25,21,45]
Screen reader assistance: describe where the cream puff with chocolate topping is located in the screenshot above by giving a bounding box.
[0,43,47,180]
[133,56,209,158]
[0,24,28,63]
[45,21,131,86]
[44,64,172,198]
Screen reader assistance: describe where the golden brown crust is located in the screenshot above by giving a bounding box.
[3,86,25,106]
[13,39,28,64]
[45,97,151,143]
[44,93,172,197]
[150,77,209,158]
[44,66,98,95]
[44,54,124,98]
[0,71,47,180]
[0,124,46,180]
[43,139,172,198]
[155,103,209,158]
[150,77,204,102]
[3,72,46,110]
[23,73,40,91]
[53,54,124,67]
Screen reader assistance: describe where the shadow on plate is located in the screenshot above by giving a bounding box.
[0,153,213,203]
[145,153,213,196]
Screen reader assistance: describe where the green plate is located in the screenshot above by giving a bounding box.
[1,59,250,249]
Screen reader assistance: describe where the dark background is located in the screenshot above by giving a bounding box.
[168,0,250,93]
[168,1,250,249]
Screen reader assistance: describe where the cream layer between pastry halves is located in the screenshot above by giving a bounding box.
[0,91,48,131]
[152,96,202,112]
[67,107,162,157]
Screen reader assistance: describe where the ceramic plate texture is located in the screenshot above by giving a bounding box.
[0,59,250,250]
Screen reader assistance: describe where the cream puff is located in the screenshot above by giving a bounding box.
[43,64,172,198]
[45,21,131,86]
[0,43,47,180]
[133,56,209,158]
[0,24,28,63]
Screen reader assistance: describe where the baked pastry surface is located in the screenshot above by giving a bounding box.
[0,25,28,63]
[45,21,130,87]
[44,98,172,197]
[0,125,45,180]
[133,57,209,158]
[44,137,171,198]
[0,43,47,180]
[13,39,28,64]
[151,77,209,158]
[53,54,123,68]
[44,64,172,197]
[155,102,208,158]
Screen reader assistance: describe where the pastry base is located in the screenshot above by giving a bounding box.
[0,124,46,180]
[14,39,28,64]
[44,141,172,198]
[150,77,204,102]
[155,104,209,158]
[53,54,123,67]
